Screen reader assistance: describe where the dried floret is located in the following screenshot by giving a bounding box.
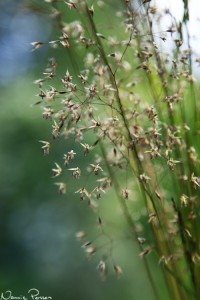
[39,140,51,155]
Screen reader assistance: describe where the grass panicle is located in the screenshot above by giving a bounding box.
[33,1,200,299]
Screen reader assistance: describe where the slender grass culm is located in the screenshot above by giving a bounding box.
[33,1,200,299]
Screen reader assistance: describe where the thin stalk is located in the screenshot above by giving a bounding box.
[84,5,194,299]
[171,198,197,298]
[100,142,161,300]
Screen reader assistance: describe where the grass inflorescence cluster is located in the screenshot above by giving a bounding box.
[33,1,200,299]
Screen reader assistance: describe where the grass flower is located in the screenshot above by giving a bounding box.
[34,0,200,299]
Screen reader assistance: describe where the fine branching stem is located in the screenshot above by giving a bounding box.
[34,1,200,299]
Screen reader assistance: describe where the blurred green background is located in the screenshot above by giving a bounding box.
[0,1,168,299]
